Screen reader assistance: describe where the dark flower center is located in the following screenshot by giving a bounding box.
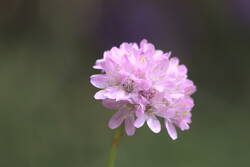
[139,88,156,100]
[122,78,135,93]
[145,105,154,114]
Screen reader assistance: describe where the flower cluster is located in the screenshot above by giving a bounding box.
[90,40,196,140]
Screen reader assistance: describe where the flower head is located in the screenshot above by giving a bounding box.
[90,39,196,140]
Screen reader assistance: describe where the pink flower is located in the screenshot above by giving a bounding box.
[90,39,196,139]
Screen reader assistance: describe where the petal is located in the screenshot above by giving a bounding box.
[156,110,175,119]
[134,115,146,128]
[94,86,126,100]
[136,79,152,90]
[125,116,136,136]
[106,86,126,100]
[140,39,155,54]
[178,121,190,131]
[108,110,125,129]
[147,117,161,133]
[135,104,145,117]
[102,99,119,110]
[121,55,134,73]
[167,57,179,75]
[183,79,196,95]
[93,59,104,69]
[170,93,184,99]
[165,120,177,140]
[94,90,106,99]
[102,57,117,73]
[90,74,108,88]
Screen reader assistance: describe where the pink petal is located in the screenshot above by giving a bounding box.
[178,121,190,131]
[106,86,126,100]
[94,90,106,99]
[108,110,125,129]
[156,110,175,119]
[125,116,136,136]
[136,79,152,90]
[102,99,119,110]
[94,86,126,100]
[140,39,155,54]
[167,57,179,74]
[183,80,196,95]
[170,93,184,99]
[178,65,187,75]
[134,115,146,128]
[165,120,177,140]
[90,74,108,88]
[93,59,104,69]
[147,117,161,133]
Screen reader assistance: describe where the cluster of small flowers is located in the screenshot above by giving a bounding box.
[90,40,196,140]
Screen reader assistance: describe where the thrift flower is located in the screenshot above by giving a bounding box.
[90,39,196,140]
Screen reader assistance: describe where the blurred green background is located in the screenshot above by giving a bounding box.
[1,0,250,167]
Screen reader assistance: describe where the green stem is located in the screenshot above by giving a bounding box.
[107,126,124,167]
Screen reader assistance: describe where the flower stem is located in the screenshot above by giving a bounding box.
[107,126,124,167]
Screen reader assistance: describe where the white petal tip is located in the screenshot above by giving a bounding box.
[170,136,178,140]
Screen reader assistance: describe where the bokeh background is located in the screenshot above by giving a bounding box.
[1,0,250,167]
